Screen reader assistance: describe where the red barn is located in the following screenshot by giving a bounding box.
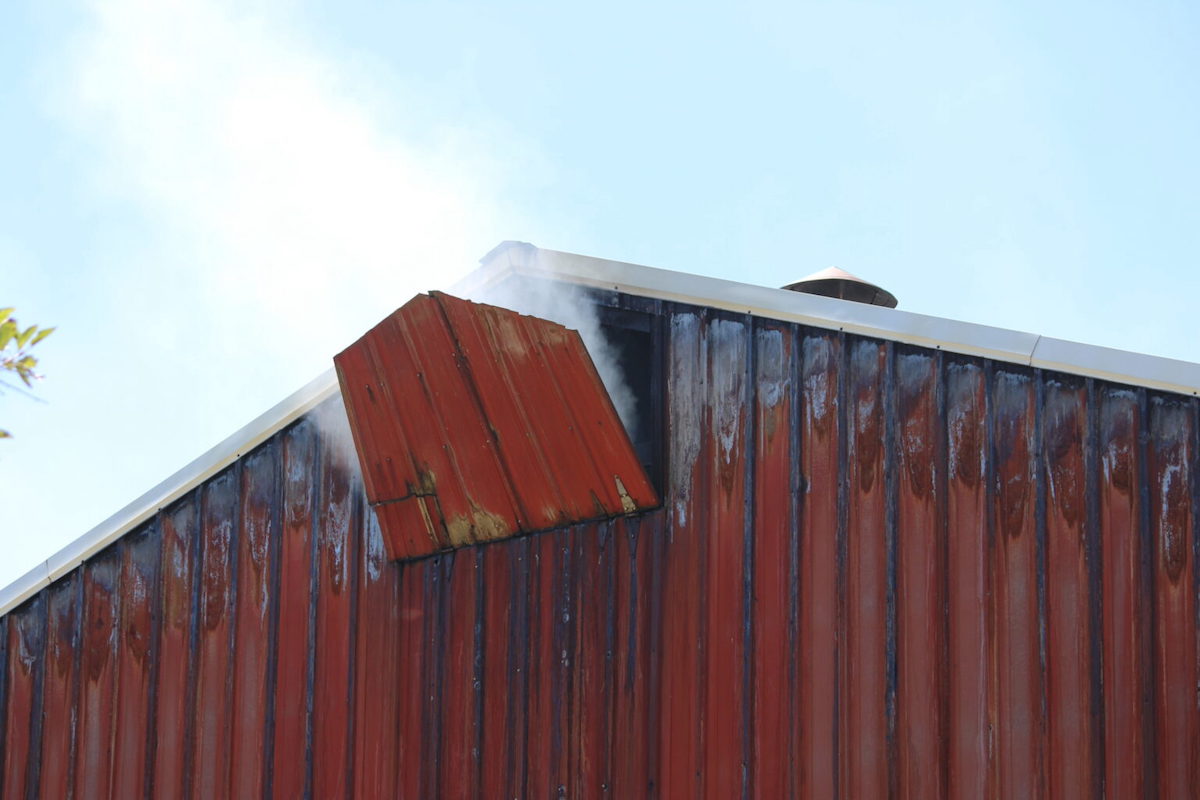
[3,241,1199,797]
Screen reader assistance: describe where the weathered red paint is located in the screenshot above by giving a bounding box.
[76,550,118,800]
[112,528,158,798]
[335,292,657,560]
[752,324,794,799]
[945,359,990,798]
[1043,378,1099,798]
[1148,396,1199,796]
[229,445,277,797]
[991,368,1044,797]
[1099,387,1151,797]
[5,292,1200,798]
[38,577,79,800]
[895,347,945,799]
[798,330,840,799]
[843,337,889,797]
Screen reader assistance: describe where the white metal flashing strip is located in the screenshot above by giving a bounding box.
[0,369,339,617]
[460,241,1200,397]
[6,242,1200,616]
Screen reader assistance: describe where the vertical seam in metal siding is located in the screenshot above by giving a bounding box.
[304,430,321,800]
[1033,371,1050,794]
[68,570,84,800]
[1192,395,1200,798]
[741,315,757,800]
[883,340,900,799]
[602,520,617,798]
[143,520,165,800]
[472,539,486,799]
[0,598,7,795]
[935,350,951,794]
[983,358,996,797]
[788,324,803,798]
[833,328,848,800]
[1083,379,1107,799]
[23,593,47,800]
[224,461,244,798]
[182,489,204,800]
[343,478,363,800]
[1136,387,1158,799]
[262,439,284,800]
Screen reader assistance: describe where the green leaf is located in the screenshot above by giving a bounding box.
[0,320,15,350]
[16,325,35,349]
[0,308,13,323]
[32,327,55,345]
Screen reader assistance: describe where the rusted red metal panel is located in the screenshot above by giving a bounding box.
[842,337,890,798]
[75,549,118,800]
[472,539,517,797]
[703,317,749,798]
[229,444,278,797]
[569,523,611,797]
[1043,377,1100,798]
[394,560,426,799]
[38,575,80,800]
[608,516,658,796]
[990,368,1045,797]
[659,310,705,799]
[751,324,795,798]
[111,527,160,798]
[335,292,657,561]
[191,469,239,799]
[798,329,840,799]
[312,445,358,800]
[1098,386,1152,796]
[272,422,317,799]
[352,511,402,798]
[945,358,990,798]
[153,497,198,798]
[4,596,45,799]
[1148,395,1200,795]
[894,347,945,799]
[437,547,481,799]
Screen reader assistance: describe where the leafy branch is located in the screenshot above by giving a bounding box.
[1,307,54,439]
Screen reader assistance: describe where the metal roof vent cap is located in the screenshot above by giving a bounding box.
[782,267,898,308]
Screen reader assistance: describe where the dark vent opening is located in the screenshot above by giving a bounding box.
[598,305,664,495]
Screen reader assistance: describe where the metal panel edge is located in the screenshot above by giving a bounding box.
[0,369,340,619]
[474,242,1200,395]
[1031,336,1200,398]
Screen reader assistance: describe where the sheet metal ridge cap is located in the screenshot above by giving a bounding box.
[474,242,1039,365]
[1031,336,1200,397]
[0,368,340,619]
[475,242,1200,395]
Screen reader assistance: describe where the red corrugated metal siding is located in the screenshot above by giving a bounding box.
[3,295,1200,798]
[335,292,657,561]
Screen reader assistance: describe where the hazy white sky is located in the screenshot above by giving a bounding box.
[3,0,1200,590]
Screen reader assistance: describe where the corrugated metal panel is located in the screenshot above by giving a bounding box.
[335,291,658,561]
[3,294,1200,798]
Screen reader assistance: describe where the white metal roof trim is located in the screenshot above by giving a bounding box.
[473,242,1200,395]
[0,369,339,617]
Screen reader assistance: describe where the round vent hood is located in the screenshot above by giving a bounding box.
[782,267,898,308]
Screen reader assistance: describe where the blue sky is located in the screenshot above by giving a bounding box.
[3,0,1199,590]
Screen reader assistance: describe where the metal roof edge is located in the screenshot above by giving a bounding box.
[471,242,1200,394]
[0,369,339,618]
